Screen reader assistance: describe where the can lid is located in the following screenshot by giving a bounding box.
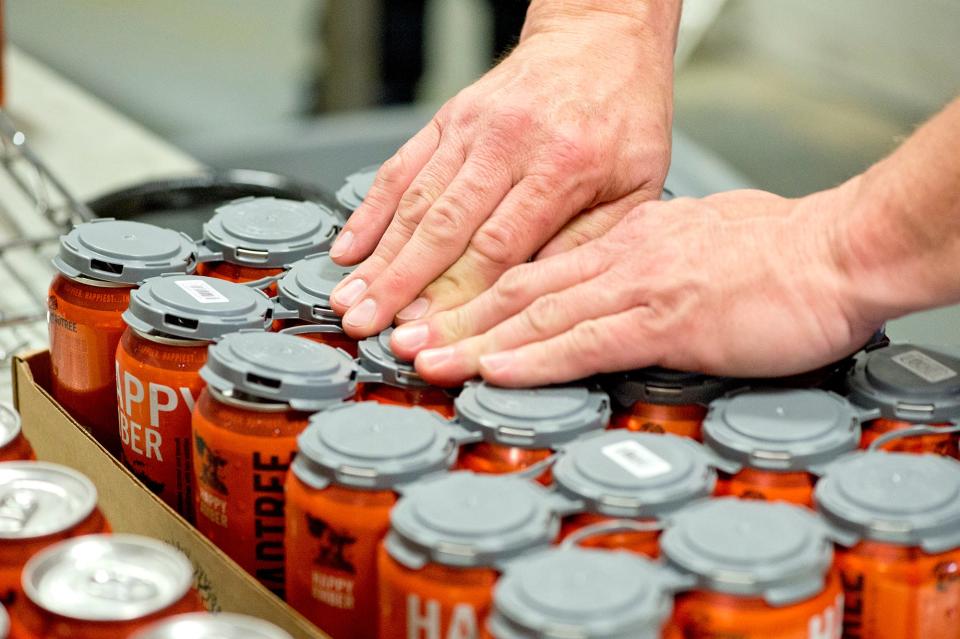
[660,498,833,605]
[814,452,960,552]
[123,275,273,340]
[0,462,98,539]
[293,402,467,490]
[358,328,428,388]
[0,404,22,450]
[335,165,379,213]
[703,389,861,472]
[553,431,721,519]
[54,219,197,284]
[0,604,7,639]
[201,331,356,410]
[489,548,677,639]
[275,253,354,323]
[454,382,610,448]
[846,344,960,421]
[131,613,293,639]
[604,367,737,408]
[22,534,193,621]
[202,197,339,267]
[386,472,558,569]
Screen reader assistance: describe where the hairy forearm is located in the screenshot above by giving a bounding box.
[838,97,960,325]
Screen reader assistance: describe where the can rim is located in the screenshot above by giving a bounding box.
[208,385,292,414]
[0,461,99,539]
[130,612,294,639]
[131,326,210,347]
[0,404,23,450]
[58,272,136,289]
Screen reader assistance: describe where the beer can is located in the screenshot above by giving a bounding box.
[274,253,358,355]
[378,472,566,639]
[603,368,736,440]
[0,405,33,462]
[335,165,378,217]
[116,275,274,521]
[662,498,844,638]
[11,534,203,639]
[193,331,359,598]
[358,329,456,417]
[704,389,863,507]
[846,344,960,457]
[286,402,476,639]
[0,461,109,610]
[130,612,293,639]
[486,547,684,639]
[454,381,610,484]
[197,197,340,295]
[815,451,960,638]
[49,219,197,454]
[553,431,733,557]
[0,603,7,639]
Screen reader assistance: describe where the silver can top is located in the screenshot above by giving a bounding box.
[131,613,293,639]
[0,603,8,639]
[0,462,98,539]
[0,404,23,451]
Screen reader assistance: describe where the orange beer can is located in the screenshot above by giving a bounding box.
[815,451,960,639]
[358,329,456,417]
[454,381,610,484]
[704,389,864,507]
[197,197,340,295]
[553,430,733,557]
[286,402,476,639]
[9,534,203,639]
[335,165,378,218]
[846,344,960,457]
[604,368,736,440]
[192,331,359,598]
[115,275,274,521]
[49,219,197,455]
[131,612,293,639]
[486,547,683,639]
[662,498,844,639]
[378,472,565,639]
[0,406,33,462]
[275,253,358,356]
[0,462,109,611]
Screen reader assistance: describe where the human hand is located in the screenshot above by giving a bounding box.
[388,184,881,386]
[327,1,679,337]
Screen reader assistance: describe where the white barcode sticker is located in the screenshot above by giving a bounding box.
[174,279,229,304]
[891,350,957,384]
[601,440,672,479]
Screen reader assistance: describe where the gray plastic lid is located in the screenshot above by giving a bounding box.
[489,548,681,639]
[385,472,561,569]
[454,381,610,448]
[201,331,357,410]
[275,253,354,323]
[123,275,273,340]
[703,389,862,473]
[0,404,22,450]
[54,219,197,285]
[0,461,98,539]
[846,344,960,422]
[814,451,960,553]
[605,367,737,408]
[293,402,475,490]
[131,613,293,639]
[22,534,193,621]
[336,165,379,213]
[553,431,729,519]
[202,197,339,268]
[358,328,428,388]
[660,498,834,605]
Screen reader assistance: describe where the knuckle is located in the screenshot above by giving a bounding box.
[421,198,466,243]
[398,180,439,216]
[570,319,609,364]
[523,295,564,336]
[470,223,517,269]
[492,265,533,305]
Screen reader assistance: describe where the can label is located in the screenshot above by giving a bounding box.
[174,279,230,304]
[601,440,672,479]
[405,594,479,639]
[891,350,957,383]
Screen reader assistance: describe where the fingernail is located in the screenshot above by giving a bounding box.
[343,298,377,327]
[330,230,354,258]
[417,346,455,370]
[333,278,366,307]
[397,297,430,321]
[479,350,515,375]
[392,323,430,351]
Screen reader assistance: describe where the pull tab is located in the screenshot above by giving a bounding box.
[241,272,285,292]
[504,453,560,482]
[867,423,960,452]
[560,518,664,550]
[84,568,159,602]
[0,489,39,533]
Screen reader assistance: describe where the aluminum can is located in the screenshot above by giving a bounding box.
[0,406,33,462]
[130,612,293,639]
[275,253,357,355]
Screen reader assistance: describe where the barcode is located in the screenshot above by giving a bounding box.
[601,440,672,480]
[891,350,957,384]
[174,279,229,304]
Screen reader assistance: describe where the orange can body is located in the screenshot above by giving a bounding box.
[0,434,34,462]
[116,329,208,521]
[286,477,397,638]
[715,468,818,508]
[611,402,707,440]
[456,442,553,485]
[558,512,661,558]
[197,262,281,296]
[860,418,959,458]
[48,274,131,455]
[358,384,454,418]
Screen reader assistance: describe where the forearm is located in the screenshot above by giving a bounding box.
[838,97,960,325]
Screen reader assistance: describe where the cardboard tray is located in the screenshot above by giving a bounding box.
[12,349,330,639]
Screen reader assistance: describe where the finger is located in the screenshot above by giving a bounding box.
[331,121,441,265]
[339,157,513,336]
